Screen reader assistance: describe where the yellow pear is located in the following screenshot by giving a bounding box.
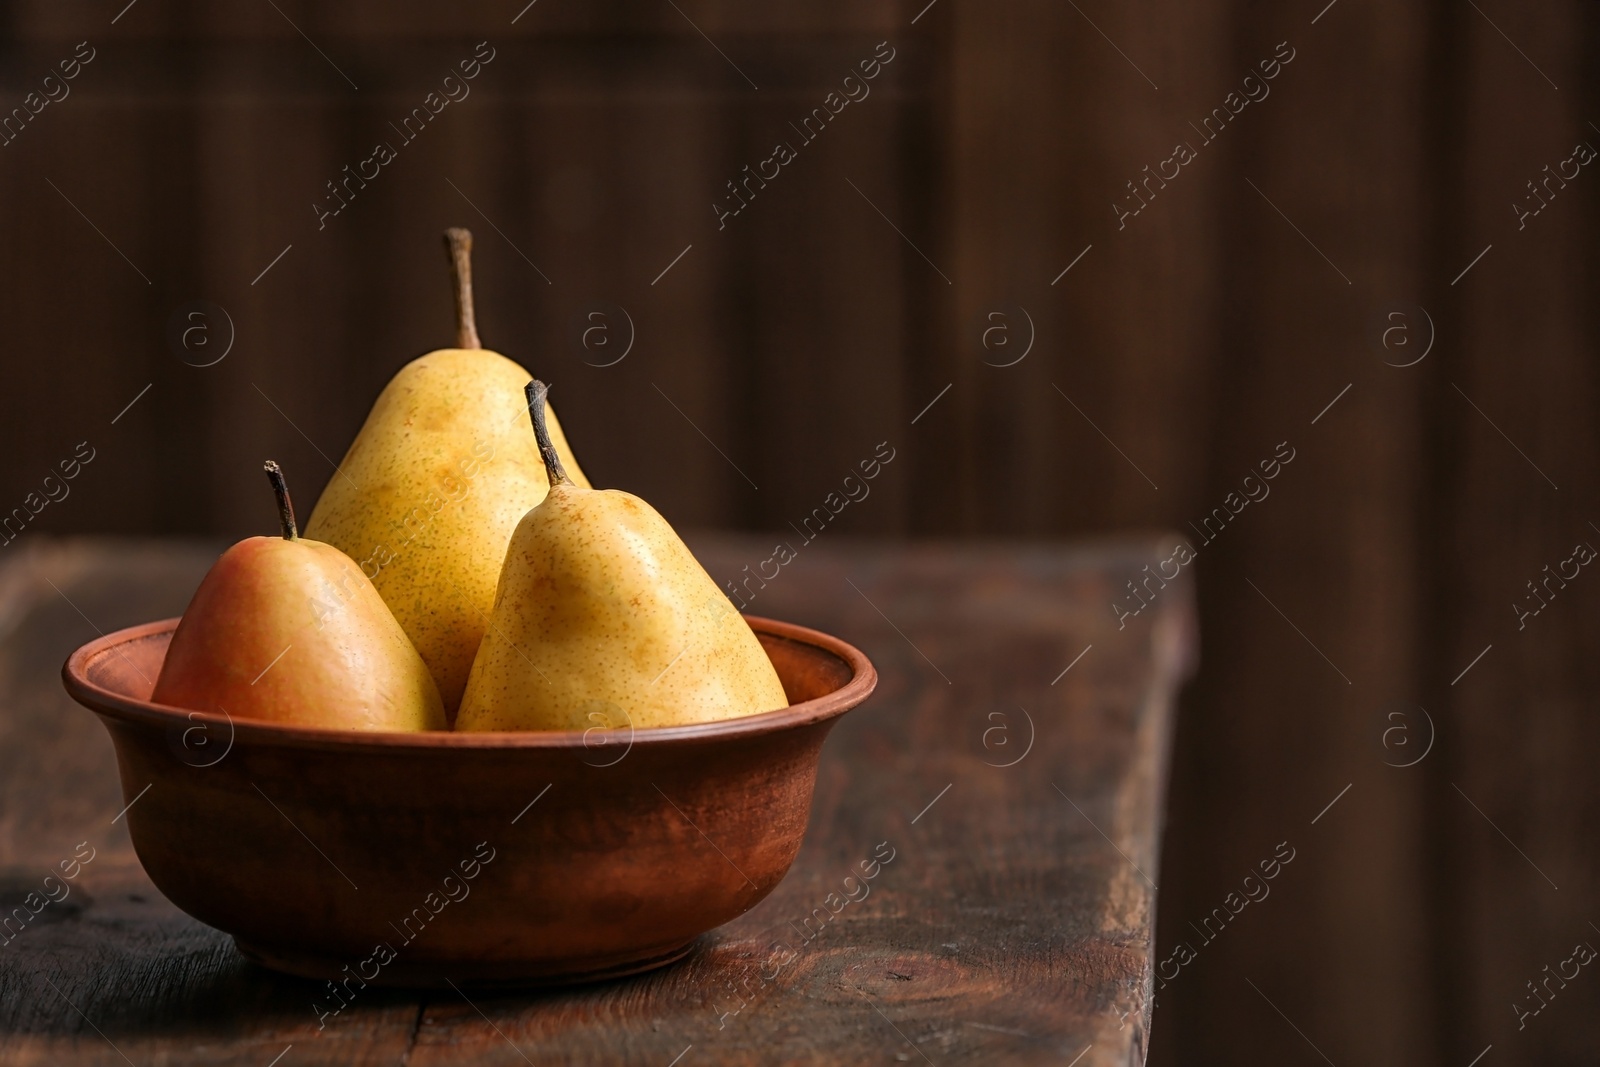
[456,381,789,732]
[153,462,445,731]
[304,229,588,716]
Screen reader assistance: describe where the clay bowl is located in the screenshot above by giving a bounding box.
[62,615,875,988]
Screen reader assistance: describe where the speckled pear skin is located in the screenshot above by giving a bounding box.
[303,348,589,715]
[455,482,789,732]
[151,535,446,731]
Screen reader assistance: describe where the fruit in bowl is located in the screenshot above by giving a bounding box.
[61,229,875,986]
[456,382,789,731]
[63,613,874,987]
[303,227,590,714]
[152,461,445,731]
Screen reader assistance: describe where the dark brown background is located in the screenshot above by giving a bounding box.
[1,0,1596,1062]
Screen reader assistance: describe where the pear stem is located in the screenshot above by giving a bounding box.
[525,380,571,488]
[444,227,481,350]
[262,461,298,540]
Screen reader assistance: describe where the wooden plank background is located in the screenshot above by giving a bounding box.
[0,0,1595,1062]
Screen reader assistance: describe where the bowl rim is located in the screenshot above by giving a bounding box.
[62,614,877,752]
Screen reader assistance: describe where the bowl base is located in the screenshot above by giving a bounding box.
[234,937,699,989]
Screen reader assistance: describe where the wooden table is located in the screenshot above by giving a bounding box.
[0,534,1193,1066]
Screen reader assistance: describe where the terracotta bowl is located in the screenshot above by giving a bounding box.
[62,615,875,988]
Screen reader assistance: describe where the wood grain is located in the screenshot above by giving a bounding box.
[1423,3,1600,1064]
[1143,3,1440,1064]
[0,534,1191,1065]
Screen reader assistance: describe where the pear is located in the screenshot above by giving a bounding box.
[152,462,445,731]
[456,381,789,732]
[303,228,588,715]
